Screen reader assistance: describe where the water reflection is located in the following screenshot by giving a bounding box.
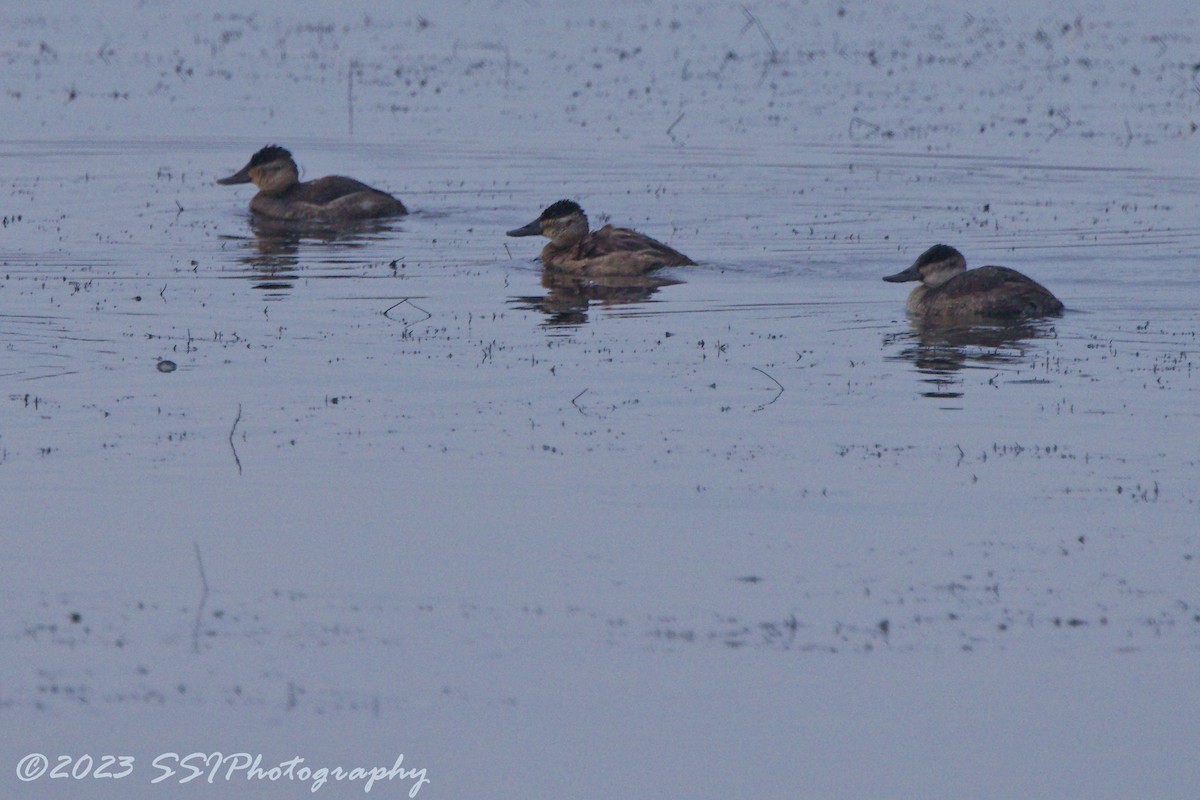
[885,318,1058,399]
[219,217,402,297]
[510,272,681,327]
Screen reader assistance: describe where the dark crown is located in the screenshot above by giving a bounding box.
[915,244,963,266]
[539,199,585,221]
[249,145,293,167]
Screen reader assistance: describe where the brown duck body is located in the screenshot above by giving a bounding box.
[540,224,695,276]
[508,201,694,276]
[906,266,1063,319]
[248,176,407,222]
[884,245,1063,321]
[218,146,406,223]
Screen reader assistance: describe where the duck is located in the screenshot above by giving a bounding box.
[506,200,694,275]
[217,145,406,222]
[883,244,1063,319]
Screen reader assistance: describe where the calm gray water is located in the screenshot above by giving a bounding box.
[2,2,1198,798]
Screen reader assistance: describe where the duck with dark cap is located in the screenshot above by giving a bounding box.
[883,244,1063,319]
[218,145,406,222]
[507,200,694,276]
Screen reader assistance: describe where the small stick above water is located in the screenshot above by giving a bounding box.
[571,388,589,415]
[383,297,433,334]
[741,6,779,61]
[228,403,243,475]
[667,112,685,142]
[751,366,784,412]
[191,541,210,654]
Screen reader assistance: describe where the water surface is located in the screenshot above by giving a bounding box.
[2,2,1198,798]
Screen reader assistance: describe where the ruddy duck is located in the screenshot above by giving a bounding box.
[506,200,694,275]
[217,145,406,222]
[883,244,1063,319]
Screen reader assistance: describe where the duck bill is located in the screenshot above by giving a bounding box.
[882,263,921,283]
[506,219,543,237]
[216,163,253,185]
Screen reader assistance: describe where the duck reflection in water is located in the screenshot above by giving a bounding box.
[510,271,681,327]
[505,200,692,325]
[884,318,1059,399]
[221,216,401,297]
[882,244,1064,398]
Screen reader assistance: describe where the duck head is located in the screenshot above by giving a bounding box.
[883,244,967,288]
[218,145,300,195]
[507,200,589,248]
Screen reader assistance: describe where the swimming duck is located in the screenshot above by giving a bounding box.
[217,145,406,222]
[883,244,1063,319]
[506,200,694,275]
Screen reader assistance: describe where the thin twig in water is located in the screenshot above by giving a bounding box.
[741,7,779,61]
[383,297,433,333]
[228,403,243,475]
[849,116,881,138]
[192,542,209,654]
[666,112,685,142]
[751,366,784,412]
[571,388,589,415]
